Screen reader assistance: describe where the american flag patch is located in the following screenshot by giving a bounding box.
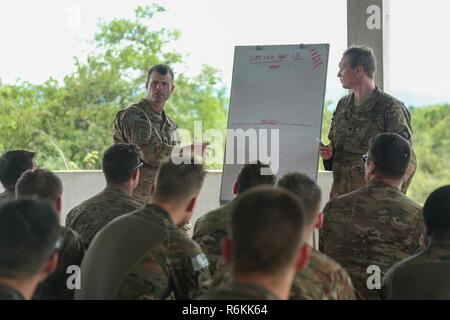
[191,253,209,272]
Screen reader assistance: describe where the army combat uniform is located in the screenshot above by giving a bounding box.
[113,99,180,204]
[33,226,85,300]
[199,282,279,300]
[212,248,356,300]
[0,284,25,300]
[192,201,234,275]
[66,185,142,247]
[381,237,450,300]
[326,87,416,199]
[117,203,211,300]
[320,179,422,300]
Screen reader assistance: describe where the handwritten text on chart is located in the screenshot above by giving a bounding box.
[310,48,323,68]
[249,52,305,65]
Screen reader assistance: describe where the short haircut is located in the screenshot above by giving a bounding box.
[423,185,450,235]
[368,133,411,179]
[0,199,60,279]
[231,187,306,275]
[236,161,277,194]
[147,64,174,83]
[277,172,321,226]
[0,150,36,188]
[103,143,141,184]
[153,157,206,202]
[344,45,377,79]
[16,169,63,203]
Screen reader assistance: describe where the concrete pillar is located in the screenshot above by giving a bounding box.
[347,0,390,91]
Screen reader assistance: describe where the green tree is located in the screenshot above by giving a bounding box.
[0,4,227,170]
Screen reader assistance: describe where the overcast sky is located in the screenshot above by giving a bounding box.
[1,0,449,105]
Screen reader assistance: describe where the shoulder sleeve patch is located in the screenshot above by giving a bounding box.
[191,253,209,272]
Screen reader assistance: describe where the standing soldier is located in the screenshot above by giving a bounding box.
[319,46,416,200]
[113,64,206,204]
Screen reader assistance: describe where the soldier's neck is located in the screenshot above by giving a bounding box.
[0,277,37,300]
[369,176,403,190]
[151,199,186,227]
[233,270,294,300]
[144,98,164,114]
[107,182,134,196]
[353,81,376,106]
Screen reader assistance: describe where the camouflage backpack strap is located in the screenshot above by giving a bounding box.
[75,213,166,300]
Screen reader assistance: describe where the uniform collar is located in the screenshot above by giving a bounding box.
[0,284,25,300]
[230,281,280,300]
[141,99,166,122]
[349,86,381,112]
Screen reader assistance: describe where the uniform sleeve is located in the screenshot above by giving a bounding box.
[171,242,211,300]
[116,110,175,167]
[333,267,357,300]
[319,200,335,252]
[384,102,413,143]
[192,217,223,276]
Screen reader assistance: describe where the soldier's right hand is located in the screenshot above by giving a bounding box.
[319,144,333,160]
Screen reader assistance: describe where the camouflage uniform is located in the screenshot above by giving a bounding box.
[381,239,450,300]
[199,282,279,300]
[320,179,422,300]
[326,87,416,199]
[65,185,142,247]
[117,203,211,300]
[0,188,15,204]
[0,284,25,300]
[113,99,180,204]
[212,248,356,300]
[192,201,234,275]
[33,226,85,300]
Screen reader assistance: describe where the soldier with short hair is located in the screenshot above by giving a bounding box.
[320,45,416,199]
[381,185,450,300]
[199,187,310,300]
[65,143,143,247]
[277,172,357,300]
[117,157,211,300]
[113,64,207,205]
[320,133,422,300]
[16,168,85,300]
[0,199,60,300]
[0,150,36,203]
[192,161,276,275]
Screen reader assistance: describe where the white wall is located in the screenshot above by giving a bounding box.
[0,170,333,228]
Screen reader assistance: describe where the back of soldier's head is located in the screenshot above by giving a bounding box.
[423,185,450,236]
[16,169,63,204]
[103,143,141,184]
[236,161,277,194]
[0,199,60,280]
[0,150,36,189]
[277,172,321,226]
[153,157,206,202]
[368,133,411,179]
[230,187,306,275]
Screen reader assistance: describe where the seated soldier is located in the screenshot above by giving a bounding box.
[381,185,450,300]
[279,172,357,300]
[193,161,276,275]
[0,150,36,203]
[116,157,210,299]
[212,172,357,300]
[66,143,142,246]
[0,199,60,300]
[320,133,422,300]
[16,169,85,300]
[199,187,310,300]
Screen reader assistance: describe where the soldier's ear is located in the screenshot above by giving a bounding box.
[40,252,58,282]
[170,84,175,94]
[294,244,311,272]
[221,237,233,266]
[186,196,197,213]
[233,182,238,195]
[314,212,324,230]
